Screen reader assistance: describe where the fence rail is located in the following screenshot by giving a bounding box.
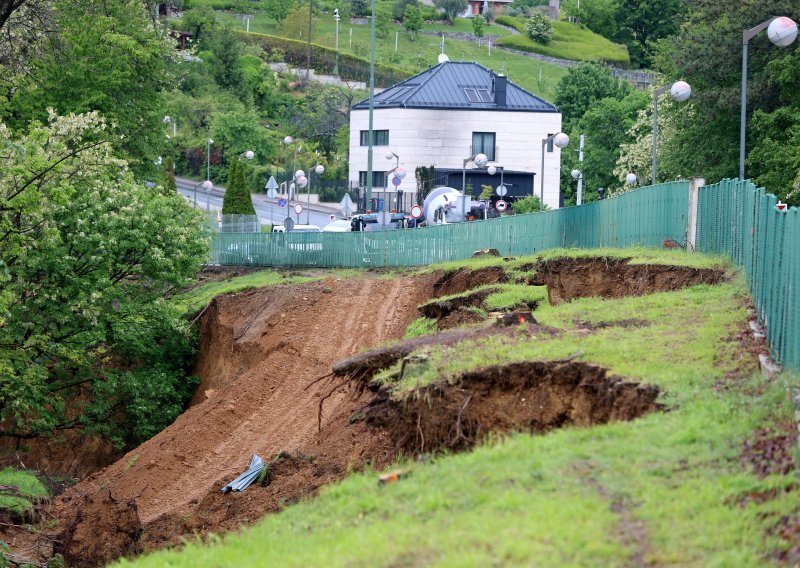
[208,178,798,370]
[695,179,798,371]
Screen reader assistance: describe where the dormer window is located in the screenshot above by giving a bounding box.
[464,88,493,103]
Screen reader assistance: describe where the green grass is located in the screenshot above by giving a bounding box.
[172,269,362,315]
[404,316,438,338]
[210,13,568,100]
[171,270,319,315]
[0,468,49,517]
[120,249,800,566]
[495,17,630,65]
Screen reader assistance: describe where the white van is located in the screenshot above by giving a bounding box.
[272,224,321,233]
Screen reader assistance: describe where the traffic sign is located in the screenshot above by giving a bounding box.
[340,193,355,217]
[495,199,507,212]
[265,176,279,191]
[392,176,401,187]
[410,204,423,219]
[294,203,303,215]
[777,201,788,211]
[283,217,294,232]
[496,184,508,197]
[378,210,392,226]
[277,198,287,208]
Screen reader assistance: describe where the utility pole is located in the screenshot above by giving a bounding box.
[306,0,313,85]
[366,0,377,209]
[576,134,584,205]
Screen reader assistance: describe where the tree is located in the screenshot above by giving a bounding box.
[559,91,648,203]
[350,0,368,17]
[265,0,296,24]
[10,0,174,176]
[0,111,208,441]
[614,0,686,68]
[403,4,423,40]
[415,165,436,202]
[554,63,632,130]
[376,2,392,39]
[654,0,800,184]
[393,0,416,20]
[562,0,617,40]
[222,159,257,215]
[472,14,485,40]
[204,27,244,90]
[511,195,548,213]
[164,156,177,193]
[524,11,552,43]
[433,0,466,23]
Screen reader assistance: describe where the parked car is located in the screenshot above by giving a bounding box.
[271,224,321,233]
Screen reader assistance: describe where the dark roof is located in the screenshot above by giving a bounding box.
[352,61,558,113]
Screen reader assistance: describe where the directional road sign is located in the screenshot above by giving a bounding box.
[265,176,279,199]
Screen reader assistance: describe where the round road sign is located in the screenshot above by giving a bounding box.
[410,204,423,219]
[496,185,508,197]
[392,176,402,187]
[495,199,508,212]
[293,203,303,215]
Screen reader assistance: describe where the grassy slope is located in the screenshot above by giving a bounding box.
[496,17,629,64]
[172,269,365,315]
[211,12,567,100]
[121,248,799,566]
[0,469,48,517]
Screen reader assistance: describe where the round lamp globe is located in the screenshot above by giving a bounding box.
[768,17,798,47]
[670,81,691,102]
[553,133,569,149]
[474,153,488,167]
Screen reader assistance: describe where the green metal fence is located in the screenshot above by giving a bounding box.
[210,181,690,268]
[208,177,799,370]
[695,178,799,371]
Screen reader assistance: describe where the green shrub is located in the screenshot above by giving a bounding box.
[524,12,553,44]
[495,14,525,32]
[404,317,438,338]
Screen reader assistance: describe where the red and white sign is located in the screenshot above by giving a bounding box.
[294,203,303,215]
[410,204,423,219]
[776,201,788,211]
[495,199,507,212]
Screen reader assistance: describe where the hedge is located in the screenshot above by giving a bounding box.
[238,31,412,88]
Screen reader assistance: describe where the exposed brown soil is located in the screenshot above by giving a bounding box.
[531,258,727,305]
[46,273,436,566]
[363,360,662,453]
[431,266,508,297]
[438,306,487,329]
[418,286,503,320]
[19,260,734,565]
[0,432,121,480]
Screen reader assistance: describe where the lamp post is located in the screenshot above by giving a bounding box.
[486,164,501,219]
[334,9,340,50]
[283,136,301,207]
[307,163,324,224]
[291,170,308,223]
[571,169,582,203]
[540,133,569,211]
[163,115,176,137]
[575,134,584,205]
[206,137,214,183]
[385,151,406,211]
[740,16,797,180]
[462,152,488,220]
[652,81,690,184]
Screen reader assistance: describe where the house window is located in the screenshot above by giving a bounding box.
[359,171,387,188]
[547,133,554,152]
[472,132,496,161]
[359,130,389,146]
[464,88,493,103]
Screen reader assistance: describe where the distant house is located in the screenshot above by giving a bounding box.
[466,0,514,18]
[348,61,564,211]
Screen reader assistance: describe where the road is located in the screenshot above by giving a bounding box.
[175,177,344,228]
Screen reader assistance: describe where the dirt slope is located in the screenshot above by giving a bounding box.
[52,274,435,563]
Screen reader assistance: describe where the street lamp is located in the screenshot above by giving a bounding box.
[306,163,324,223]
[652,81,690,184]
[334,9,340,50]
[625,173,637,186]
[740,16,797,180]
[462,152,488,220]
[193,179,213,208]
[163,115,176,137]
[207,138,214,183]
[291,170,308,223]
[385,151,406,211]
[571,168,582,203]
[540,133,569,211]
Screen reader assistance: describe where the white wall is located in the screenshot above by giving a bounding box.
[349,107,564,209]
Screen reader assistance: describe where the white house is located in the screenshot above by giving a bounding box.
[348,61,565,210]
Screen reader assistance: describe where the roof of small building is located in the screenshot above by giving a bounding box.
[352,61,558,113]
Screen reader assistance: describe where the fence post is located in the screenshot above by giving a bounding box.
[687,177,705,251]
